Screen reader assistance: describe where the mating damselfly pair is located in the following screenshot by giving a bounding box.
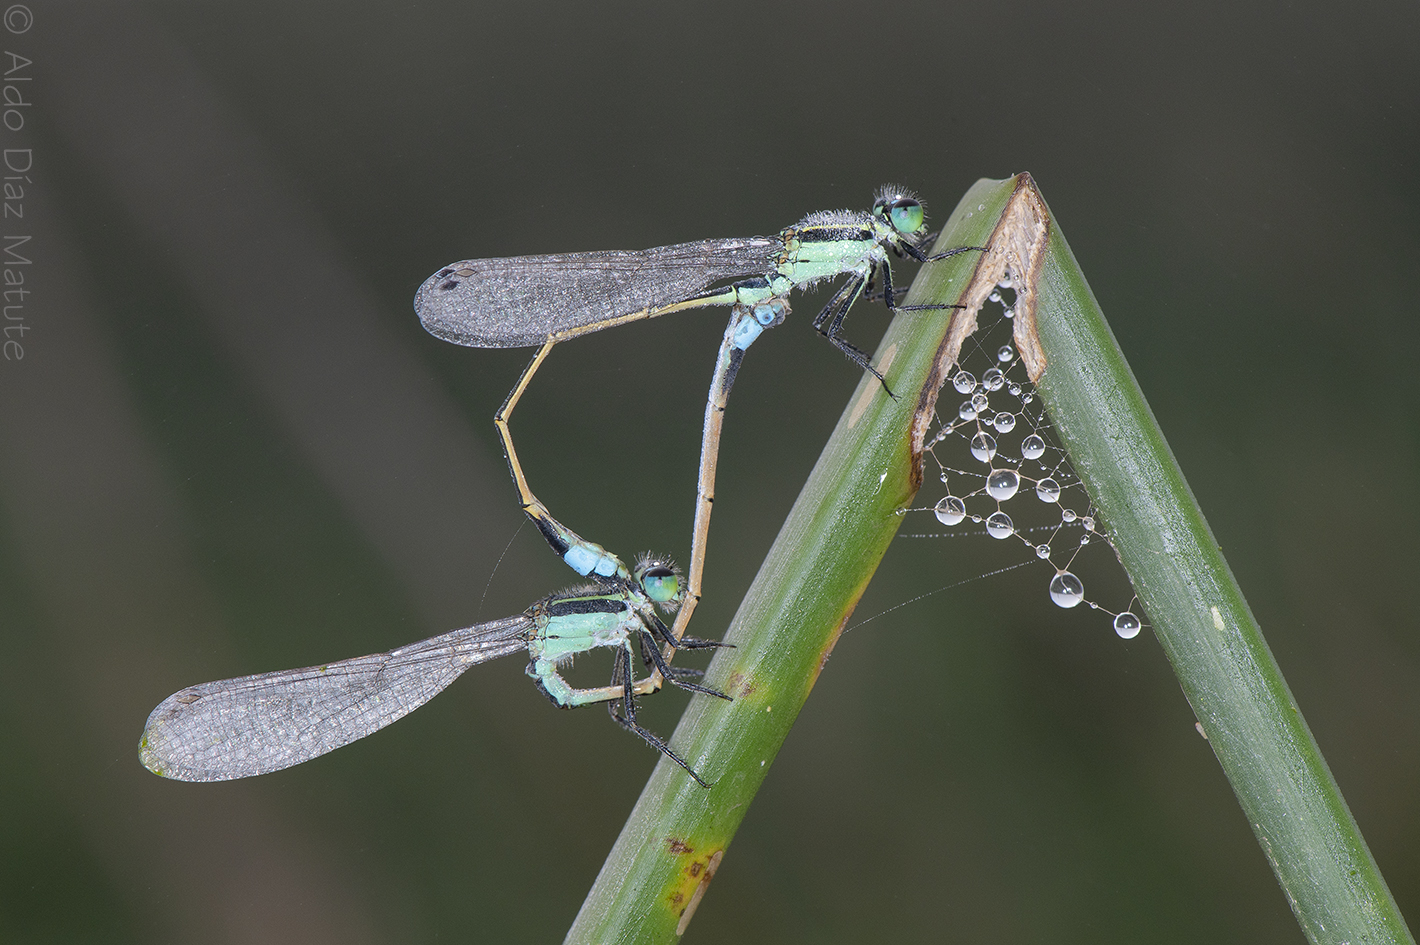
[138,187,983,786]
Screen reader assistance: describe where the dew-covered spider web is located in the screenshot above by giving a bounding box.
[898,278,1144,640]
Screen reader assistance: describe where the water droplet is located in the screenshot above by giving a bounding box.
[1050,572,1085,608]
[1035,544,1051,558]
[1081,516,1095,531]
[992,411,1016,433]
[999,275,1013,289]
[1008,383,1022,396]
[934,495,967,525]
[997,345,1015,363]
[982,368,1005,391]
[988,290,1002,303]
[1114,612,1142,639]
[953,371,976,394]
[1062,508,1077,523]
[958,400,977,421]
[985,511,1014,539]
[986,469,1020,500]
[970,432,997,462]
[1020,391,1034,404]
[1036,478,1061,502]
[1003,307,1015,319]
[1021,435,1045,460]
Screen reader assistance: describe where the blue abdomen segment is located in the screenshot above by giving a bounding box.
[564,543,621,578]
[730,297,789,351]
[532,505,627,579]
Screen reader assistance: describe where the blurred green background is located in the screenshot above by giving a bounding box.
[1,1,1416,942]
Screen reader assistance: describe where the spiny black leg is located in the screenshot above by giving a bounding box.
[926,244,989,262]
[675,635,731,650]
[879,256,970,315]
[877,258,898,311]
[895,302,967,312]
[644,611,728,651]
[643,610,677,649]
[825,273,867,338]
[898,239,989,265]
[822,276,876,358]
[810,276,891,389]
[611,645,633,708]
[809,275,856,331]
[640,631,731,701]
[664,665,705,680]
[862,283,911,305]
[605,650,711,788]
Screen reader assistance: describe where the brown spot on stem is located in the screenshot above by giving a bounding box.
[675,850,724,936]
[724,671,756,699]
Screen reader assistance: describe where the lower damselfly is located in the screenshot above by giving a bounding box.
[416,187,984,693]
[140,556,726,785]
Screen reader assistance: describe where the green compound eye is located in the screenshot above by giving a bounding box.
[887,197,924,234]
[639,565,681,604]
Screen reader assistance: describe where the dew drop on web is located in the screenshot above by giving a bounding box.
[1050,572,1085,608]
[934,495,967,525]
[970,432,997,462]
[985,511,1014,539]
[986,469,1020,501]
[1113,611,1142,639]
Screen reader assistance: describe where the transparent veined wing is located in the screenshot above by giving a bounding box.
[140,615,533,782]
[414,237,781,347]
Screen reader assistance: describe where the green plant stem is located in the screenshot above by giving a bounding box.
[563,182,1008,944]
[1017,180,1414,945]
[567,174,1413,945]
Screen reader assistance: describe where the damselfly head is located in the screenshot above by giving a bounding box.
[872,185,927,236]
[634,554,685,610]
